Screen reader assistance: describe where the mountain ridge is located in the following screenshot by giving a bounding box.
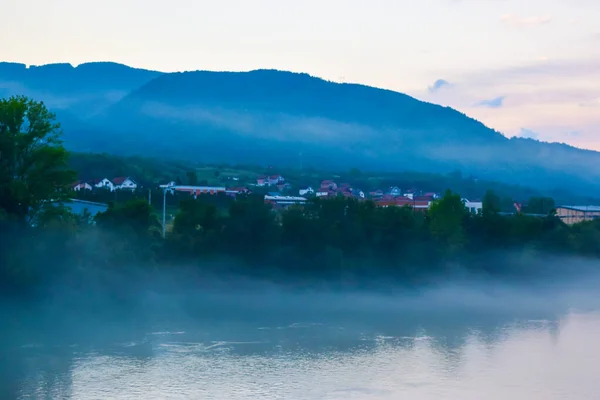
[1,61,598,195]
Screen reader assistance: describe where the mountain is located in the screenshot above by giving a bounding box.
[0,62,162,117]
[2,62,599,194]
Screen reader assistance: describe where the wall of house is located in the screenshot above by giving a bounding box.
[556,207,600,224]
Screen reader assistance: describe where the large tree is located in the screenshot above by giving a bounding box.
[0,96,74,223]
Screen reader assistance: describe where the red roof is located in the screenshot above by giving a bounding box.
[112,177,127,185]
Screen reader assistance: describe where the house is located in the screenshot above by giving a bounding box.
[256,176,268,186]
[320,180,338,190]
[72,181,93,191]
[388,186,402,197]
[462,198,483,214]
[369,189,384,198]
[160,181,177,189]
[556,206,600,225]
[338,183,352,192]
[316,188,333,197]
[113,177,137,191]
[351,189,365,199]
[94,178,115,192]
[257,174,285,186]
[268,175,285,185]
[299,187,314,196]
[277,182,292,191]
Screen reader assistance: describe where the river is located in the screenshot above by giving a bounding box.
[2,283,600,399]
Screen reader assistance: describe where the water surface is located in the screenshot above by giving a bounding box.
[3,308,600,399]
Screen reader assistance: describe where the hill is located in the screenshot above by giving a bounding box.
[2,62,599,195]
[0,61,162,117]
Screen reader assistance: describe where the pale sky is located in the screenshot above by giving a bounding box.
[3,0,600,149]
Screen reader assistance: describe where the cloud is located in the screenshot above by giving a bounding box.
[500,14,553,27]
[475,96,505,108]
[428,79,451,93]
[579,98,600,107]
[518,128,540,139]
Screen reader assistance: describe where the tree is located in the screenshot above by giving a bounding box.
[95,199,160,237]
[186,170,198,185]
[524,197,555,215]
[428,190,468,254]
[0,96,74,223]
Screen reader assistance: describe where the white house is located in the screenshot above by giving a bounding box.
[316,188,331,197]
[352,189,366,199]
[94,178,115,192]
[299,187,314,196]
[462,198,483,214]
[113,177,137,191]
[72,181,93,191]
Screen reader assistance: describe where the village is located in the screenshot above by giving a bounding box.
[69,173,600,226]
[71,173,485,213]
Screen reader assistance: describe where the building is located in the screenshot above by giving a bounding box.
[320,180,337,190]
[94,178,115,192]
[462,199,483,214]
[269,175,285,185]
[556,206,600,225]
[256,176,268,186]
[264,195,307,206]
[376,197,430,211]
[351,189,365,199]
[72,181,93,191]
[113,176,137,191]
[388,186,402,197]
[299,187,314,196]
[257,175,285,186]
[225,187,251,197]
[316,188,333,197]
[170,185,227,197]
[369,189,384,198]
[65,199,109,224]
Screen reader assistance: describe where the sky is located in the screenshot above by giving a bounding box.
[3,0,600,149]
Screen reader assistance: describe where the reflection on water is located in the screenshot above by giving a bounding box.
[3,311,600,399]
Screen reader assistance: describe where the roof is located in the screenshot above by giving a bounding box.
[112,176,128,185]
[557,205,600,212]
[227,186,250,192]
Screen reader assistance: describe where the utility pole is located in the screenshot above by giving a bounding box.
[148,188,152,205]
[162,187,167,238]
[162,183,175,238]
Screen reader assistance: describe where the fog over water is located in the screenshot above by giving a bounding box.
[2,272,600,399]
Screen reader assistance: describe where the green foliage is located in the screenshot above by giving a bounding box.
[523,197,556,215]
[428,190,468,255]
[0,96,75,223]
[95,199,159,237]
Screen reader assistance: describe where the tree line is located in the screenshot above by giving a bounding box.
[2,96,600,298]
